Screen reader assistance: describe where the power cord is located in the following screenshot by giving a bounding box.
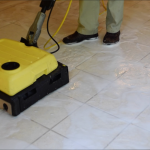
[46,4,60,54]
[45,0,106,53]
[44,0,72,51]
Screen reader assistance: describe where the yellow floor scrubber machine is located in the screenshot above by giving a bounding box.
[0,0,69,116]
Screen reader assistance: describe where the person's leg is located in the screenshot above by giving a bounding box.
[106,0,124,33]
[103,0,124,44]
[63,0,100,45]
[77,0,100,35]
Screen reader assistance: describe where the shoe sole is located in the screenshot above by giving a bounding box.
[63,37,99,46]
[103,41,119,45]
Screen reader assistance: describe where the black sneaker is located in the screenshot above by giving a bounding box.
[103,31,120,45]
[63,31,98,45]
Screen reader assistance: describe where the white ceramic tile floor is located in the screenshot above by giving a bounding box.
[87,69,150,122]
[134,20,150,47]
[0,111,48,149]
[52,105,128,149]
[131,0,150,12]
[58,71,110,103]
[0,0,150,149]
[101,42,150,62]
[77,52,128,81]
[52,44,95,71]
[27,131,87,149]
[0,6,36,23]
[0,1,26,11]
[123,6,150,30]
[0,18,11,28]
[106,124,150,149]
[133,106,150,132]
[23,92,83,129]
[140,53,150,68]
[69,68,80,80]
[124,0,141,9]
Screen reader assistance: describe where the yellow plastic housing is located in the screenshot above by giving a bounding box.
[0,39,58,96]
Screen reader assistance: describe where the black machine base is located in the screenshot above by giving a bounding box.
[0,62,69,116]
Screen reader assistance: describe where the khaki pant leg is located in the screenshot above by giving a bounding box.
[77,0,100,35]
[106,0,124,33]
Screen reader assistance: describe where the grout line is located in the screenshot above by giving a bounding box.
[0,21,13,29]
[69,68,81,80]
[50,102,85,130]
[131,122,150,133]
[57,91,85,104]
[1,1,150,149]
[76,67,112,82]
[104,123,130,149]
[131,105,150,123]
[25,128,50,149]
[85,102,128,123]
[55,48,96,66]
[139,52,150,62]
[51,130,68,139]
[30,119,50,130]
[75,53,97,68]
[25,101,84,148]
[84,79,114,103]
